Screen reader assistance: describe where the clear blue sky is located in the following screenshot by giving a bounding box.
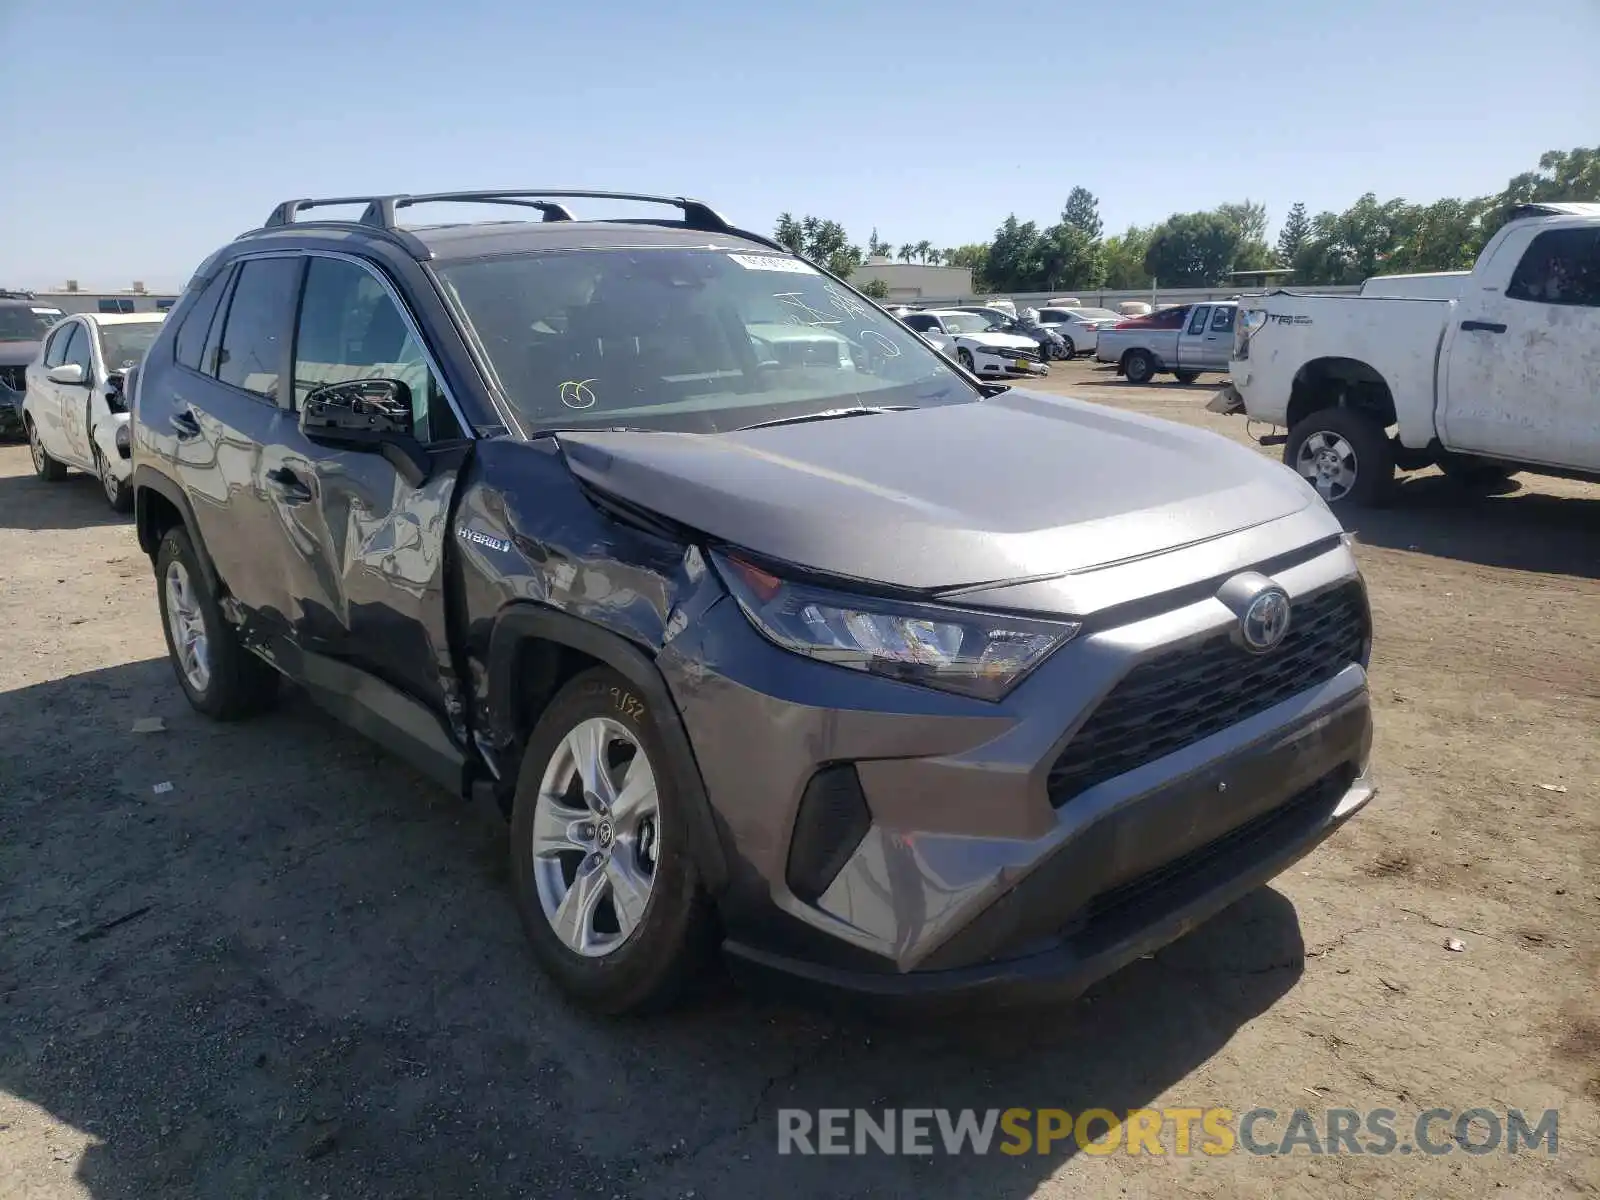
[2,0,1596,292]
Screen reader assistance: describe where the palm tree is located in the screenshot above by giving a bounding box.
[915,240,933,264]
[897,244,916,263]
[926,248,944,266]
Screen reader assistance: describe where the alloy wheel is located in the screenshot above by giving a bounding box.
[97,449,119,505]
[531,717,660,958]
[27,422,45,475]
[164,560,212,692]
[1296,430,1359,503]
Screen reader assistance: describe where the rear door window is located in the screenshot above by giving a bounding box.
[1210,306,1236,332]
[1187,306,1212,335]
[1506,228,1600,307]
[215,258,302,400]
[175,269,233,372]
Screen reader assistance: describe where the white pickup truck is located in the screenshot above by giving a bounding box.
[1211,201,1600,506]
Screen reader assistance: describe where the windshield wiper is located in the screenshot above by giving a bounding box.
[735,405,913,432]
[527,424,657,439]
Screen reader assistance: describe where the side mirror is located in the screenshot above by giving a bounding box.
[300,377,430,486]
[48,363,86,386]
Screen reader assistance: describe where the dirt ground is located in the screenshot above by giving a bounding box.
[2,359,1597,1199]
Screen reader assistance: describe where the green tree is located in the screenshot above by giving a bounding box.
[985,215,1045,291]
[1291,193,1411,285]
[897,243,915,263]
[1038,224,1104,291]
[914,240,933,264]
[1061,186,1103,241]
[1276,202,1311,265]
[1481,146,1600,244]
[867,227,893,259]
[1102,225,1153,289]
[858,277,891,300]
[772,214,863,277]
[1143,211,1240,286]
[943,244,991,290]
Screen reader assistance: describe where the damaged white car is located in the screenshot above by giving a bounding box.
[24,313,165,511]
[898,309,1047,378]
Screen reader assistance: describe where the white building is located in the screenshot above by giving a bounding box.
[849,257,971,302]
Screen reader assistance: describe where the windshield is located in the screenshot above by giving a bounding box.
[99,322,164,370]
[434,248,978,433]
[1069,308,1122,321]
[0,306,63,341]
[937,312,999,336]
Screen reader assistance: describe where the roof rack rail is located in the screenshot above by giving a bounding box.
[257,189,794,260]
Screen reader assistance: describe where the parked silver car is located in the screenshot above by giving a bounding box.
[1036,306,1122,358]
[1095,301,1238,384]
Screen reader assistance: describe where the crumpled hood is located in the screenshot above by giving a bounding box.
[0,340,40,368]
[557,389,1315,591]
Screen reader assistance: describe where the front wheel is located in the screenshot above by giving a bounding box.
[1174,370,1201,385]
[26,417,68,482]
[957,347,976,372]
[1284,407,1396,507]
[95,446,132,513]
[1440,457,1518,491]
[1123,349,1155,384]
[1060,337,1076,358]
[509,667,713,1014]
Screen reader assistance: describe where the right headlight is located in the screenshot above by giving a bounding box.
[713,550,1079,701]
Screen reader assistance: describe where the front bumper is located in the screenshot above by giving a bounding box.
[662,543,1374,1005]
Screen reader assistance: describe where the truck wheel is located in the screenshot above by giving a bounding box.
[155,527,280,719]
[25,417,68,481]
[1123,349,1155,384]
[1285,408,1395,507]
[1174,370,1201,385]
[509,667,714,1015]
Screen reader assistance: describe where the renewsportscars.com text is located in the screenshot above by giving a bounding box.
[777,1107,1559,1157]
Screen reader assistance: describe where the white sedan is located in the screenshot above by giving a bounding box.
[1036,306,1125,357]
[23,312,165,511]
[898,310,1046,378]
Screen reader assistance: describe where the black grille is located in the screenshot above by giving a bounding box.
[0,365,24,393]
[1047,582,1368,808]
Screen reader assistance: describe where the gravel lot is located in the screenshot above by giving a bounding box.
[2,359,1597,1199]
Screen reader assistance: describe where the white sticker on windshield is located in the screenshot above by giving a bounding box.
[727,254,817,275]
[32,308,63,316]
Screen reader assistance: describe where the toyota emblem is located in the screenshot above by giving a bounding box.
[1240,588,1291,653]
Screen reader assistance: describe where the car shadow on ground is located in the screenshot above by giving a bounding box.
[0,465,131,531]
[1,658,1306,1199]
[1342,474,1600,579]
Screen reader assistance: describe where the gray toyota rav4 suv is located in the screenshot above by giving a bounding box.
[129,190,1374,1013]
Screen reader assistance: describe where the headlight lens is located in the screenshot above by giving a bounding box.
[714,551,1079,701]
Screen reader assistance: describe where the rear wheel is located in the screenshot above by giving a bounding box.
[1285,407,1395,507]
[26,417,67,481]
[1123,349,1156,384]
[1174,370,1201,385]
[155,527,279,719]
[509,667,713,1014]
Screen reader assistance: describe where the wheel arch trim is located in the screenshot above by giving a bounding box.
[486,603,729,893]
[132,465,221,594]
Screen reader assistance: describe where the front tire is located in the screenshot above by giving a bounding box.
[1123,349,1155,384]
[1174,370,1201,385]
[1440,457,1518,491]
[509,667,713,1014]
[1060,336,1076,358]
[155,527,279,719]
[957,347,975,371]
[26,417,68,481]
[95,446,132,513]
[1285,407,1396,507]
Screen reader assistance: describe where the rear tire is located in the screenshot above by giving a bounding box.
[509,667,714,1015]
[1174,370,1201,385]
[155,527,279,719]
[1123,349,1156,384]
[26,417,68,481]
[1284,407,1395,508]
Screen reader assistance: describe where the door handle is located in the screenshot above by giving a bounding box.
[170,409,201,440]
[265,466,312,502]
[1460,320,1507,333]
